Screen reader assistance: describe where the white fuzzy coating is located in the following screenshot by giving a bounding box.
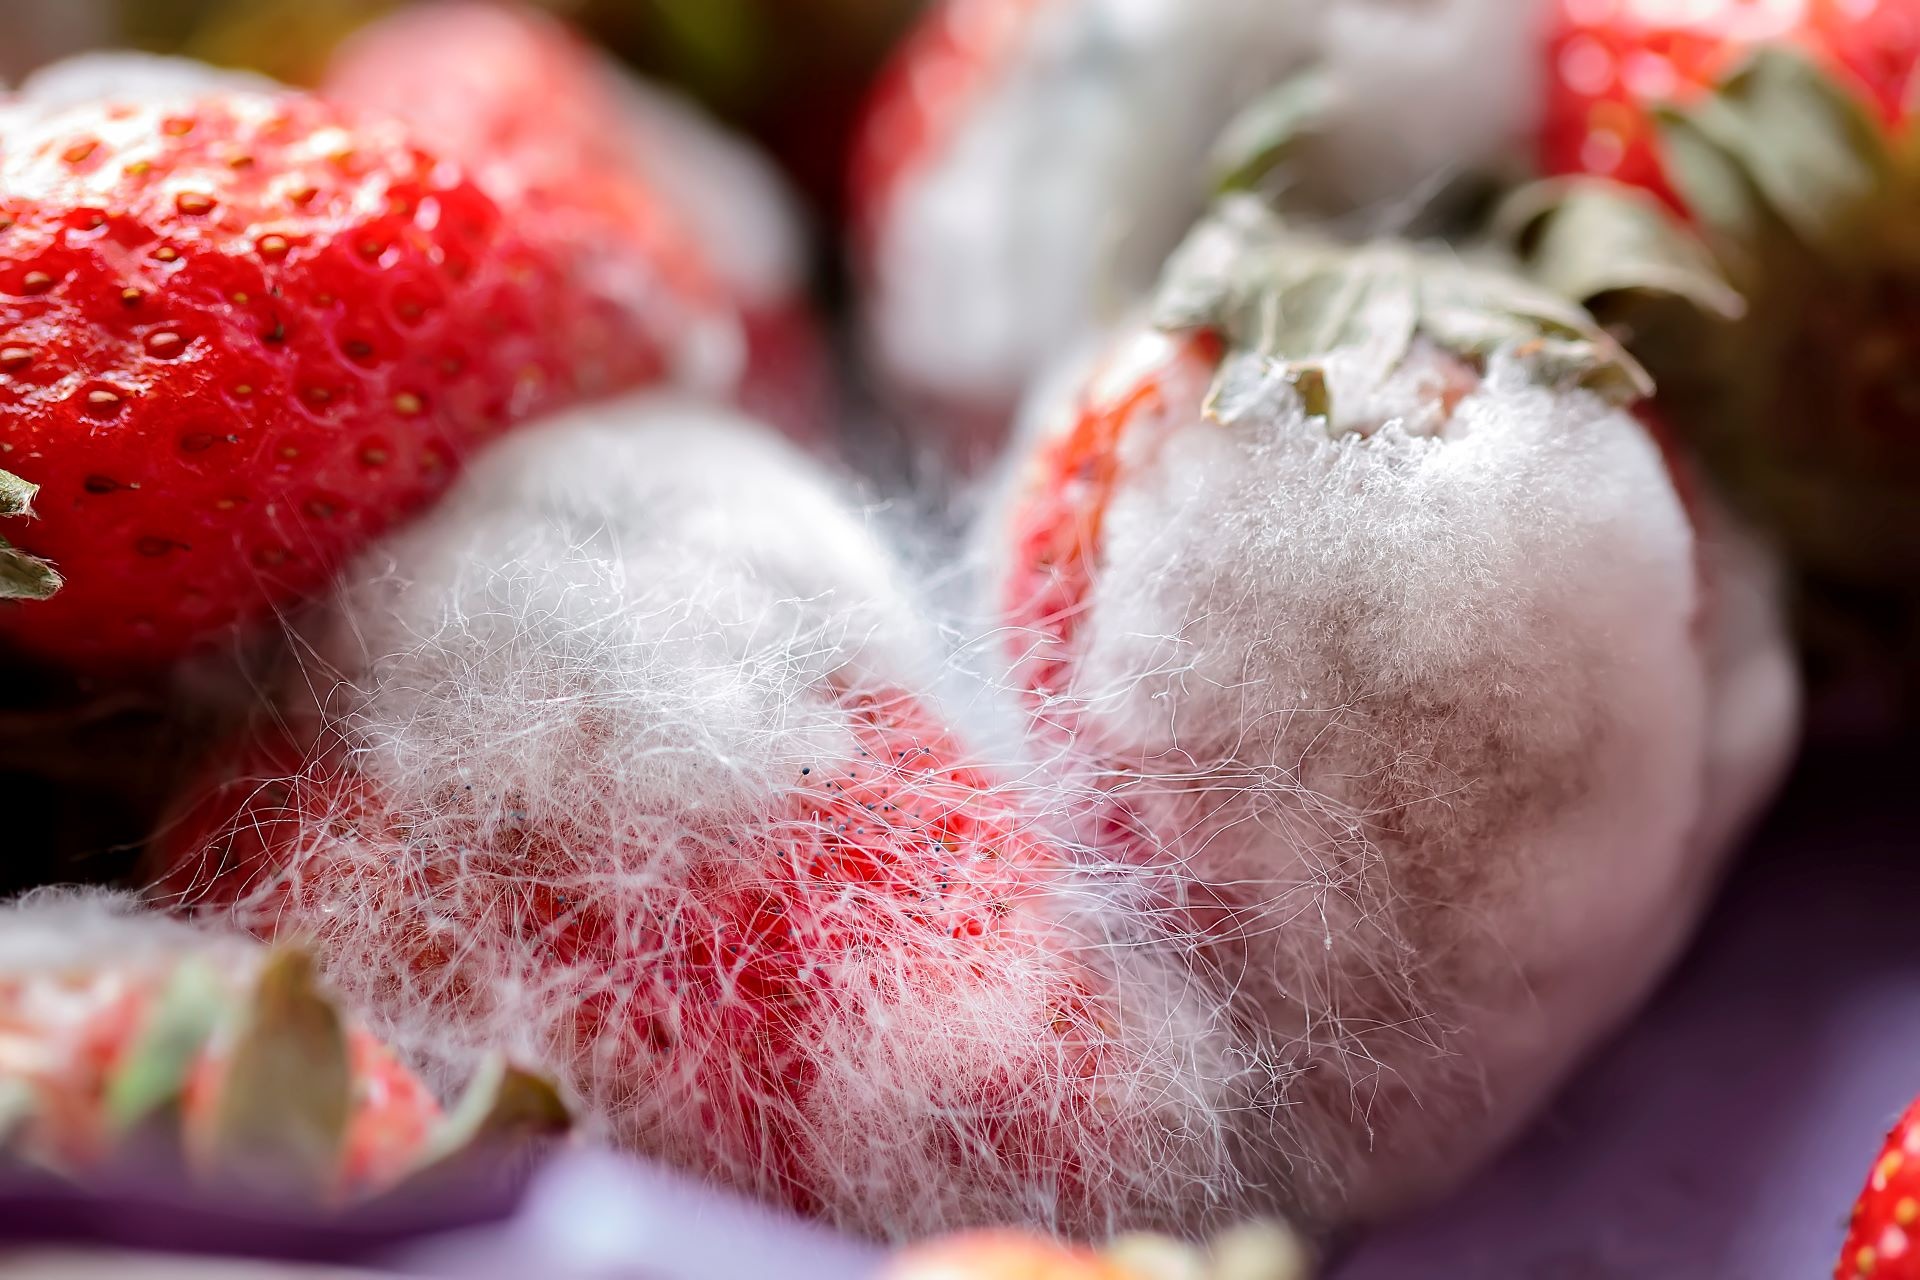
[866,0,1319,416]
[174,396,1255,1241]
[0,888,254,978]
[864,0,1551,423]
[977,325,1798,1227]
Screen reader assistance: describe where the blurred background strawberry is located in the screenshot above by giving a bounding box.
[97,0,923,221]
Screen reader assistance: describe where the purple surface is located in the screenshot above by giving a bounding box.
[1336,739,1916,1279]
[400,1151,882,1280]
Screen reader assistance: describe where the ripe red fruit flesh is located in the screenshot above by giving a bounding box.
[0,91,668,669]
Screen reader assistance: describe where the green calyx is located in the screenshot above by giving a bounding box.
[1209,69,1339,199]
[1653,46,1908,269]
[1507,47,1917,307]
[1154,196,1650,427]
[1502,44,1920,704]
[1504,45,1920,598]
[0,470,60,602]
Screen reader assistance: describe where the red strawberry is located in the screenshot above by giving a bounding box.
[1839,1094,1920,1277]
[148,402,1235,1239]
[324,1,830,444]
[1523,0,1920,721]
[0,891,565,1201]
[0,85,682,671]
[1541,0,1920,207]
[156,685,1158,1231]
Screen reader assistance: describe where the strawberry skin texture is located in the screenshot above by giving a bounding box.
[323,3,721,313]
[325,3,826,440]
[1541,0,1920,205]
[157,685,1115,1221]
[0,91,666,670]
[1840,1095,1920,1277]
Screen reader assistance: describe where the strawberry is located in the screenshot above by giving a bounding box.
[160,686,1126,1221]
[1839,1093,1920,1277]
[850,0,1052,250]
[152,398,1240,1240]
[1541,0,1920,207]
[849,0,1321,450]
[885,1223,1311,1280]
[977,199,1799,1225]
[887,1233,1140,1280]
[1521,0,1920,720]
[0,82,684,671]
[323,1,830,444]
[0,891,565,1202]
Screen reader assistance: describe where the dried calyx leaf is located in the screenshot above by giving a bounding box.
[1498,179,1746,322]
[106,957,227,1134]
[1210,70,1337,198]
[1155,195,1651,425]
[0,470,60,602]
[201,948,354,1199]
